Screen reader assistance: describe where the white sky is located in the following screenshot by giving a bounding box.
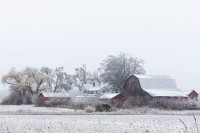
[0,0,200,91]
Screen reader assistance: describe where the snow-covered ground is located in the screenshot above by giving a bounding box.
[0,105,74,115]
[0,105,200,132]
[0,105,200,116]
[0,115,200,133]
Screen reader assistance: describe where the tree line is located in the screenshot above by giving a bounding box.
[1,53,145,105]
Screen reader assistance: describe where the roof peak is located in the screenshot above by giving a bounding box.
[129,74,173,79]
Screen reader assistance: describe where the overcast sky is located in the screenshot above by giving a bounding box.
[0,0,200,91]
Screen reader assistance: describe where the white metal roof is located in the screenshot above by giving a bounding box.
[76,95,97,98]
[128,75,187,97]
[144,89,187,97]
[83,84,93,90]
[41,92,70,98]
[134,75,178,90]
[181,90,197,95]
[99,93,120,99]
[83,84,107,91]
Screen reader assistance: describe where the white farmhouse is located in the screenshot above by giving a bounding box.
[80,83,108,96]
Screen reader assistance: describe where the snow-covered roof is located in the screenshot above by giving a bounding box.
[41,92,70,98]
[82,84,93,90]
[134,75,178,90]
[99,93,120,99]
[144,89,187,97]
[127,75,187,97]
[87,86,105,91]
[82,84,107,91]
[181,90,198,95]
[76,95,97,98]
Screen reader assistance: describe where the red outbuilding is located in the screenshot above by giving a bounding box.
[99,93,127,104]
[39,92,70,106]
[182,90,198,100]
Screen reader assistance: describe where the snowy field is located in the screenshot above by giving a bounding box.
[0,105,200,115]
[0,105,74,115]
[0,115,200,133]
[0,105,200,132]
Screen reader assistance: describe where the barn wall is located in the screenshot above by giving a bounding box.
[124,75,149,97]
[39,94,49,106]
[111,94,127,103]
[39,94,70,106]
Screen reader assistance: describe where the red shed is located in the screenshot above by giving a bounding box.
[99,93,127,104]
[39,92,70,106]
[182,90,198,100]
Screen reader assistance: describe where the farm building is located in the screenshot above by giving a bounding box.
[124,75,187,99]
[182,90,198,100]
[80,83,109,96]
[39,92,70,106]
[99,93,127,104]
[74,83,110,104]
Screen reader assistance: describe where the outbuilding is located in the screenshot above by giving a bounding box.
[124,75,187,99]
[182,90,198,100]
[99,93,127,104]
[39,92,70,106]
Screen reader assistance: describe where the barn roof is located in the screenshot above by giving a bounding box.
[82,84,107,91]
[99,93,120,99]
[41,92,70,98]
[83,84,93,90]
[181,90,198,95]
[134,75,178,90]
[145,89,187,97]
[129,74,187,97]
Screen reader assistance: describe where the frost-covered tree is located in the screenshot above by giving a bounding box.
[87,71,102,85]
[100,53,145,93]
[1,67,49,104]
[23,67,50,94]
[73,65,101,88]
[40,67,53,88]
[40,67,73,92]
[73,64,89,88]
[2,67,49,94]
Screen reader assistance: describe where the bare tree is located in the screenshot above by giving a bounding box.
[87,71,102,85]
[23,67,50,94]
[73,64,89,88]
[2,67,49,94]
[40,67,73,92]
[1,67,49,104]
[40,67,53,88]
[72,65,101,88]
[100,53,145,93]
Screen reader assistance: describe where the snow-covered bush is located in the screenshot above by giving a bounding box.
[149,98,199,110]
[84,106,95,113]
[1,92,23,105]
[122,96,199,110]
[1,88,32,105]
[72,97,107,109]
[122,96,150,108]
[45,98,71,107]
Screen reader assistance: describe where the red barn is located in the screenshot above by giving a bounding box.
[124,75,187,99]
[182,90,198,100]
[39,92,70,106]
[99,93,127,104]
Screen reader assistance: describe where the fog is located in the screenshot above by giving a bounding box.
[0,0,200,92]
